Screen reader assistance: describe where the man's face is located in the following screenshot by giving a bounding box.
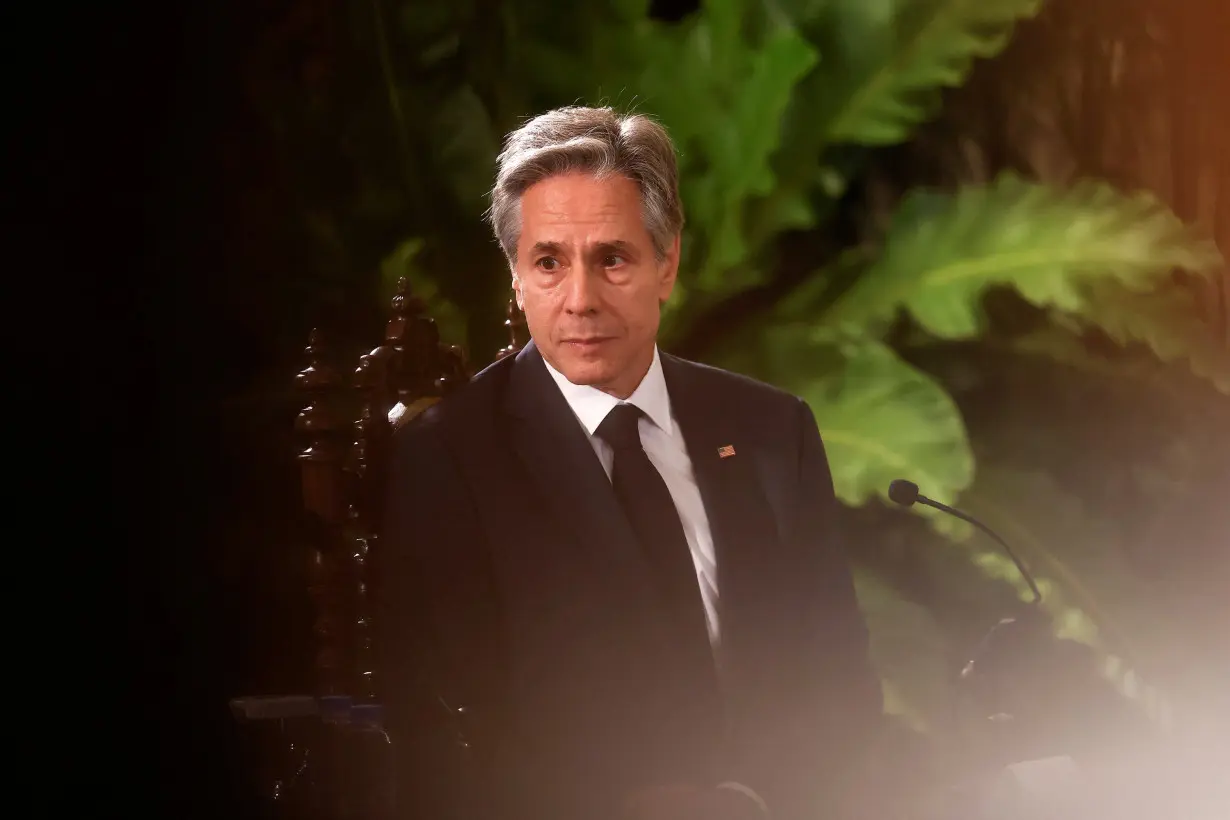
[512,172,679,398]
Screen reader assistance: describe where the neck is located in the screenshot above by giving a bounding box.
[597,348,655,400]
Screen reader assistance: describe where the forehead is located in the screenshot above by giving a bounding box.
[518,173,648,244]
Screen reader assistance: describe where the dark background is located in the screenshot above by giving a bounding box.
[21,1,701,816]
[20,2,317,814]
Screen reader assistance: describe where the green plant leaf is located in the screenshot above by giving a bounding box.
[826,173,1224,339]
[792,334,973,506]
[1071,280,1230,394]
[631,5,818,292]
[853,568,952,733]
[505,2,654,108]
[379,238,468,346]
[711,322,971,506]
[701,28,819,281]
[427,86,500,214]
[810,0,1044,146]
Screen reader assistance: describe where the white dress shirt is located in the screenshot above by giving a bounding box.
[541,347,721,645]
[542,348,770,815]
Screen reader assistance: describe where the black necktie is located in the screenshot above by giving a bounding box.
[595,404,711,647]
[596,403,725,785]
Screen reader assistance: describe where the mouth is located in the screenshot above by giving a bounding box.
[561,337,614,351]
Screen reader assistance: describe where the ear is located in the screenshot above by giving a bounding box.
[510,268,525,311]
[657,233,681,302]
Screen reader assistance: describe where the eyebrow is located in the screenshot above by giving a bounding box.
[529,241,562,256]
[529,239,636,256]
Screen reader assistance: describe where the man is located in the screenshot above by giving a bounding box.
[378,106,882,820]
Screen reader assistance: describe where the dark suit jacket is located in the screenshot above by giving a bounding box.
[378,341,882,820]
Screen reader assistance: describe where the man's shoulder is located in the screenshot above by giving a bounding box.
[663,352,803,412]
[391,352,515,449]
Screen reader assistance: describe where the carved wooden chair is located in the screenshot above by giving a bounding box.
[230,278,525,818]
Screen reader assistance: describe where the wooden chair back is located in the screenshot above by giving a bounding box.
[293,278,525,701]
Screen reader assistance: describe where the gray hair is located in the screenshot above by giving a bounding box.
[488,106,684,263]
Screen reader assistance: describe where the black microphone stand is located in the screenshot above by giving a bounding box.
[888,480,1191,818]
[887,479,1086,816]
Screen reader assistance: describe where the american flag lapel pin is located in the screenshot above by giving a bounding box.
[717,444,736,459]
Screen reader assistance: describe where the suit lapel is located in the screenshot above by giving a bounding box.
[501,344,784,669]
[502,343,656,595]
[660,354,783,666]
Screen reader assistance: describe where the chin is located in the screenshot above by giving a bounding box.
[558,359,615,387]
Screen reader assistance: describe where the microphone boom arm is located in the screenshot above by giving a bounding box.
[888,478,1042,605]
[916,495,1042,605]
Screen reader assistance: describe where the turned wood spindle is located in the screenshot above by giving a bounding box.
[435,343,469,395]
[296,329,347,524]
[347,348,392,702]
[495,296,527,361]
[295,328,351,695]
[386,277,443,404]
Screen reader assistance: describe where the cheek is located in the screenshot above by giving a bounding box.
[518,284,560,326]
[626,285,663,330]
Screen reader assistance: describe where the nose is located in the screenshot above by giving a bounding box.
[562,267,601,316]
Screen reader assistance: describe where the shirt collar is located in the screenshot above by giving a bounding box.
[541,346,675,437]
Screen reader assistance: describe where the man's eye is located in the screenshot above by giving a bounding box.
[536,257,559,272]
[602,254,626,267]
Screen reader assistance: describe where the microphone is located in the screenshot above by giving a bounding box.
[886,480,1139,817]
[887,479,1041,604]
